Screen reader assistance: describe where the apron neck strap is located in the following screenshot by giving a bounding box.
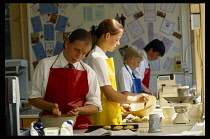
[51,54,60,68]
[123,63,136,79]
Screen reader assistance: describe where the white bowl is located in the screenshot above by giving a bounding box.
[161,107,176,119]
[43,127,60,136]
[40,115,77,127]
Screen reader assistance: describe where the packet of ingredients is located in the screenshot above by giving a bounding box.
[60,120,74,136]
[30,121,45,136]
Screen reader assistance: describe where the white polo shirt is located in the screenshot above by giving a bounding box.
[132,50,149,80]
[117,64,134,93]
[85,45,111,87]
[27,51,102,112]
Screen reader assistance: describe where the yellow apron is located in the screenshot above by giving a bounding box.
[91,57,122,126]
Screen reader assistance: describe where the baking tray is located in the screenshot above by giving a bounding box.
[87,124,138,132]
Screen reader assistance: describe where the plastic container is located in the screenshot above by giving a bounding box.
[43,127,60,136]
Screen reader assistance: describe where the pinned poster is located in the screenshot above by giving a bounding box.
[160,19,175,35]
[127,20,144,38]
[32,43,47,60]
[31,16,43,33]
[55,15,68,33]
[162,36,173,53]
[44,24,54,41]
[121,3,139,17]
[150,57,160,71]
[147,22,154,43]
[163,57,172,70]
[40,3,58,15]
[160,3,175,13]
[53,41,63,56]
[132,37,146,50]
[120,31,129,44]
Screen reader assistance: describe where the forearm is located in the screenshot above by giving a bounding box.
[78,104,99,115]
[28,98,54,111]
[122,91,136,96]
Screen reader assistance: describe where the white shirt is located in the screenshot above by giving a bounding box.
[27,51,102,112]
[86,45,111,87]
[132,50,149,80]
[117,64,134,93]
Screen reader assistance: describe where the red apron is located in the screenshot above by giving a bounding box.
[39,61,91,129]
[142,68,151,88]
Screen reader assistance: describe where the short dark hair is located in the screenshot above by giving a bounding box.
[144,39,165,57]
[63,29,92,49]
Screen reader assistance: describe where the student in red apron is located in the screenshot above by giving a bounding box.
[27,29,102,129]
[133,39,165,96]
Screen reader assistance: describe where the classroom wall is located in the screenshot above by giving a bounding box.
[27,3,193,92]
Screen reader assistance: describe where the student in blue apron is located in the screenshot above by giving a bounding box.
[133,39,165,96]
[27,29,102,129]
[117,45,143,95]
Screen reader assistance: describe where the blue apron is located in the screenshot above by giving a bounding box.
[124,63,142,94]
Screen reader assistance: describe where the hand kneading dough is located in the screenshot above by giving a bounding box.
[113,126,123,130]
[54,110,61,116]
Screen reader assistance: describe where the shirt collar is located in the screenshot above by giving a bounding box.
[59,51,78,68]
[94,45,108,59]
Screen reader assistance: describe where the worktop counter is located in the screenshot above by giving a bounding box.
[73,108,205,136]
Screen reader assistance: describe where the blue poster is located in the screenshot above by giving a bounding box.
[55,15,68,33]
[31,16,43,33]
[40,3,58,15]
[32,43,47,60]
[44,24,54,41]
[53,41,63,56]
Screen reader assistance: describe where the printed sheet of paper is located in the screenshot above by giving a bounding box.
[40,3,58,15]
[53,41,63,56]
[83,6,93,21]
[32,43,47,60]
[55,15,68,33]
[45,42,54,57]
[144,11,156,21]
[173,46,180,52]
[162,36,173,53]
[44,24,54,41]
[29,4,39,17]
[31,16,43,33]
[121,3,139,16]
[93,5,104,21]
[160,19,174,35]
[150,57,160,71]
[120,31,129,44]
[127,20,144,38]
[147,22,154,42]
[143,3,155,11]
[132,37,146,50]
[163,57,172,70]
[58,3,69,14]
[155,33,162,39]
[160,3,175,13]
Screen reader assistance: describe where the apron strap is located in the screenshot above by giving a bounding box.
[123,63,136,79]
[51,54,60,68]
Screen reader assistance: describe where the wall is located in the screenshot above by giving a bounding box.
[27,3,193,92]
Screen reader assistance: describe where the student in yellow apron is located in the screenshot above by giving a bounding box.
[86,19,149,126]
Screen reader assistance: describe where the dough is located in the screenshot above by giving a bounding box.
[113,126,123,130]
[103,125,111,130]
[132,117,141,122]
[54,111,61,116]
[123,125,134,130]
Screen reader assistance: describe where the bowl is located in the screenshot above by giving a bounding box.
[40,115,77,127]
[161,107,176,119]
[128,96,156,117]
[43,127,60,136]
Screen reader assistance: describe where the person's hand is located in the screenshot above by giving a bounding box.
[135,93,149,103]
[120,104,131,114]
[52,103,60,116]
[67,106,80,116]
[144,89,155,96]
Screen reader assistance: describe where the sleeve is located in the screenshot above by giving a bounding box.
[89,56,111,87]
[85,67,102,112]
[117,68,132,93]
[26,60,47,99]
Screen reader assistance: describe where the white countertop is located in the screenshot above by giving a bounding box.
[73,108,205,136]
